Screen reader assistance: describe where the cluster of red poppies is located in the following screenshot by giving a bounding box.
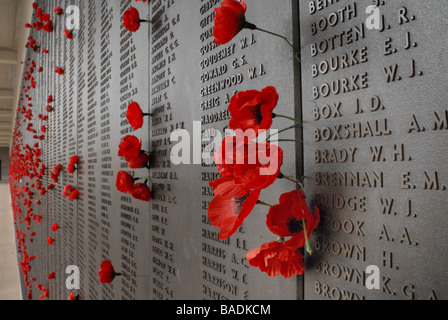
[25,37,40,53]
[21,57,38,89]
[206,0,320,278]
[115,102,152,202]
[24,3,54,33]
[25,4,75,41]
[8,1,81,300]
[206,85,319,278]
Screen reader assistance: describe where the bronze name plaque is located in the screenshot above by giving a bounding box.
[300,0,448,300]
[10,0,448,301]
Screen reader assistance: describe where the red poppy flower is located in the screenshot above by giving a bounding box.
[39,288,49,300]
[118,135,142,162]
[213,136,283,190]
[128,152,149,169]
[52,164,63,175]
[130,183,152,202]
[228,86,279,137]
[126,101,145,130]
[47,237,54,246]
[63,185,79,200]
[266,190,320,250]
[64,29,74,40]
[98,260,120,284]
[41,13,50,23]
[51,223,59,232]
[207,184,260,239]
[68,292,78,300]
[48,272,55,280]
[50,172,58,183]
[69,189,79,200]
[116,171,135,193]
[213,0,255,45]
[55,67,64,75]
[246,241,305,278]
[43,21,53,33]
[67,155,79,174]
[51,164,63,182]
[54,6,64,15]
[123,7,141,32]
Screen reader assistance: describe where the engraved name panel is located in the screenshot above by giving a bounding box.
[300,0,448,300]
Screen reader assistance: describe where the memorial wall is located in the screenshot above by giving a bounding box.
[8,0,448,301]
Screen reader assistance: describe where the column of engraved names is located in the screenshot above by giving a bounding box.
[45,14,64,299]
[65,11,78,299]
[365,1,442,300]
[86,0,101,299]
[38,29,53,298]
[118,0,137,299]
[55,10,69,300]
[36,29,52,297]
[78,0,102,300]
[198,0,272,300]
[118,0,139,299]
[302,0,444,300]
[117,0,150,300]
[60,10,76,300]
[304,0,388,301]
[149,0,180,300]
[75,0,88,299]
[99,0,114,300]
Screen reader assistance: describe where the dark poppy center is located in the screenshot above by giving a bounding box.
[286,217,303,234]
[232,194,250,216]
[252,104,263,125]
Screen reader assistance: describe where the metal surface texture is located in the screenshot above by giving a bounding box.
[300,0,448,300]
[12,0,299,300]
[10,0,448,300]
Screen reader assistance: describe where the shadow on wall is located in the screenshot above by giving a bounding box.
[0,147,9,181]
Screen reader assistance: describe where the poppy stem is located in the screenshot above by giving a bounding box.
[278,173,304,190]
[272,113,302,124]
[276,139,302,143]
[140,19,152,23]
[135,176,151,181]
[254,27,301,62]
[265,123,301,141]
[142,113,153,117]
[119,272,150,279]
[257,200,273,207]
[302,218,313,255]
